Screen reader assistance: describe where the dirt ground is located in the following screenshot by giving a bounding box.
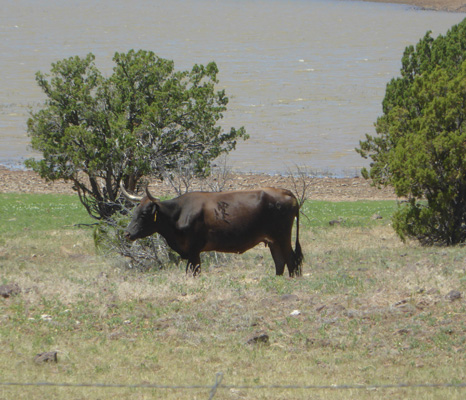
[363,0,466,12]
[0,166,397,202]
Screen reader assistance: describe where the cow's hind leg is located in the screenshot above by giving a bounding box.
[273,239,300,277]
[281,244,303,277]
[269,243,286,276]
[277,225,303,277]
[281,243,299,277]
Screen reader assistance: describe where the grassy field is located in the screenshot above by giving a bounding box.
[1,193,466,399]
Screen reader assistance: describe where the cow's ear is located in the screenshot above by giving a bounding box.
[151,202,159,222]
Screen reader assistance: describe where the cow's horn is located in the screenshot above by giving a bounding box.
[120,182,144,201]
[146,186,159,203]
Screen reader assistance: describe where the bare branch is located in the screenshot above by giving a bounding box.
[287,165,312,208]
[203,155,233,192]
[161,157,197,196]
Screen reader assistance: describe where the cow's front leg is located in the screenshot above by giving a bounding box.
[185,254,201,276]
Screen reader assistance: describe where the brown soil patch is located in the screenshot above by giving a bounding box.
[0,166,397,201]
[362,0,466,12]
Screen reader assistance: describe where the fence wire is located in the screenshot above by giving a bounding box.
[1,373,466,398]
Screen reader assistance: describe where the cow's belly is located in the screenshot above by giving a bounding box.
[203,229,269,254]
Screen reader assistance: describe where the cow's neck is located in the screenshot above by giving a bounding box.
[155,200,184,255]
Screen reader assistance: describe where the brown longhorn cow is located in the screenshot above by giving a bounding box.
[121,185,303,276]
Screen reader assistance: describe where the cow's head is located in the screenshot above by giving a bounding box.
[121,184,159,241]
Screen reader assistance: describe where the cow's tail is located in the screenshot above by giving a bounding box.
[292,210,304,277]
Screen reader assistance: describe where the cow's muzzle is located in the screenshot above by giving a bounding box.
[123,231,135,241]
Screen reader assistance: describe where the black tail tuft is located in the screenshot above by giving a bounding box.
[292,211,304,277]
[293,239,304,277]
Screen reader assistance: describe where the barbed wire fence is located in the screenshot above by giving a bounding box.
[1,373,466,399]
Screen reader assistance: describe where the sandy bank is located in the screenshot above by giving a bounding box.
[361,0,466,12]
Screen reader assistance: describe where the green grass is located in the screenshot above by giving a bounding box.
[1,194,466,399]
[0,193,93,236]
[302,200,398,228]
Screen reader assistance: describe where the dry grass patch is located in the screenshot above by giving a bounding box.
[1,218,466,399]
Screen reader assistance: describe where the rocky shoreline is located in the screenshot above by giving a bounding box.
[362,0,466,13]
[0,166,397,201]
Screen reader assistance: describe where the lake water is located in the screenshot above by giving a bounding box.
[1,0,464,175]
